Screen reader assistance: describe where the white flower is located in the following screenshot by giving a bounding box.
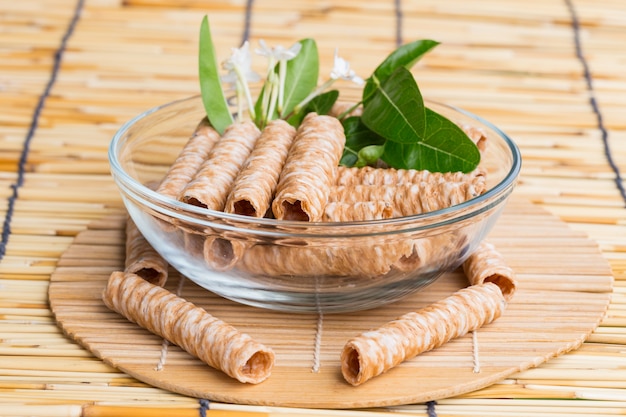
[221,41,259,120]
[255,39,302,61]
[330,48,364,85]
[221,41,260,85]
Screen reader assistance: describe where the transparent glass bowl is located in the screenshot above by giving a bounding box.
[108,95,521,313]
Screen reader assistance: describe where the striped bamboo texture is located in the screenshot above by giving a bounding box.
[48,196,612,408]
[2,0,626,415]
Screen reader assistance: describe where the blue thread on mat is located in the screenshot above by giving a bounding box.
[394,0,403,46]
[426,400,437,417]
[199,399,210,417]
[0,0,85,260]
[565,0,626,205]
[241,0,255,45]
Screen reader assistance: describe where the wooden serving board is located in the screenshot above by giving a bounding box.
[48,197,613,409]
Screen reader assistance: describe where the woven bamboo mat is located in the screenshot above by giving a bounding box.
[48,197,613,408]
[2,0,626,416]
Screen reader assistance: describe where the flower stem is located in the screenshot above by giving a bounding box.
[234,65,256,121]
[292,78,335,115]
[235,79,245,122]
[277,59,287,115]
[336,100,363,120]
[266,72,280,123]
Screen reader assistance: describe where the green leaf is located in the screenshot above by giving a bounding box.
[287,90,339,126]
[363,39,439,103]
[361,67,426,143]
[340,116,385,167]
[381,108,480,172]
[306,89,339,115]
[418,107,481,172]
[198,15,233,134]
[280,38,319,119]
[380,141,417,170]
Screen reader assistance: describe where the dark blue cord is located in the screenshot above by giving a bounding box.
[241,0,254,45]
[394,0,403,46]
[0,0,85,260]
[565,0,626,206]
[198,399,210,417]
[426,400,437,417]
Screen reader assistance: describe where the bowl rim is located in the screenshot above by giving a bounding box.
[108,95,522,232]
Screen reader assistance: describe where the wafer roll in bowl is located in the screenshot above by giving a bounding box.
[272,113,345,221]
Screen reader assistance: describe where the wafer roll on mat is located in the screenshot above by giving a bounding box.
[102,271,275,384]
[182,121,261,210]
[336,166,486,188]
[340,282,507,386]
[156,118,221,199]
[224,119,296,217]
[272,113,345,221]
[323,201,393,221]
[463,241,517,301]
[124,216,168,287]
[239,239,415,277]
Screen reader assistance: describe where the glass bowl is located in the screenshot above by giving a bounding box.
[108,95,521,313]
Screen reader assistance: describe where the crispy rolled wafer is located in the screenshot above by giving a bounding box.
[102,271,275,384]
[341,282,506,386]
[157,118,221,199]
[238,239,414,278]
[323,201,393,222]
[204,235,248,271]
[336,166,486,187]
[391,238,434,272]
[272,113,345,221]
[463,241,517,301]
[182,121,261,210]
[393,232,470,272]
[224,119,296,217]
[330,180,485,217]
[461,123,488,152]
[124,216,168,287]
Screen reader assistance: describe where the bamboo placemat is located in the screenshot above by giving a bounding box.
[2,0,626,416]
[48,196,613,409]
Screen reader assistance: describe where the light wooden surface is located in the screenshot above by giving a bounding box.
[2,0,626,416]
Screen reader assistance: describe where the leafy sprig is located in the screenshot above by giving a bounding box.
[198,15,480,173]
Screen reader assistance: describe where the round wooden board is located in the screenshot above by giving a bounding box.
[49,197,613,409]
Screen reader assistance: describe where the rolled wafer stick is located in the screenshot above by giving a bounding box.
[102,271,275,384]
[124,216,168,287]
[224,119,296,217]
[238,239,414,278]
[203,235,248,271]
[391,238,434,272]
[340,282,507,386]
[330,180,485,217]
[335,166,486,187]
[156,118,221,199]
[323,201,393,221]
[463,241,517,301]
[272,113,345,221]
[182,121,261,210]
[461,123,488,152]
